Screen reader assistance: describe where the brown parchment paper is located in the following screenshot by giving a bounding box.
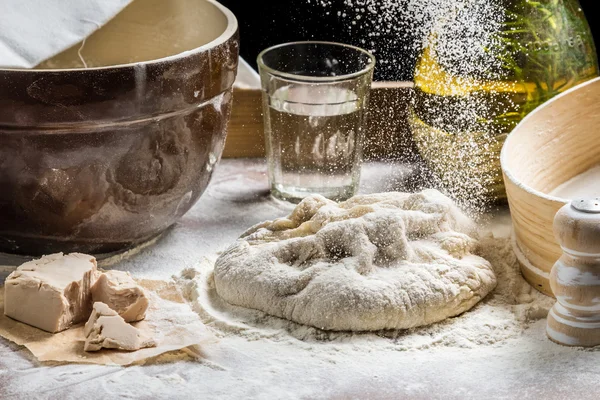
[0,279,216,366]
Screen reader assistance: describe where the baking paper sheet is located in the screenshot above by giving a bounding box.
[0,279,216,366]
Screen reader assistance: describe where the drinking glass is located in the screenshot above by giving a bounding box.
[257,41,375,202]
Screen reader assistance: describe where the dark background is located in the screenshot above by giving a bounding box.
[220,0,599,81]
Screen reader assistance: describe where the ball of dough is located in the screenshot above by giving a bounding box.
[214,190,497,331]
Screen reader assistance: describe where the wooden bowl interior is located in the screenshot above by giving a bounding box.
[36,0,228,69]
[504,78,600,196]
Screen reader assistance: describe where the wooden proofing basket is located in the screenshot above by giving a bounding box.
[501,77,600,296]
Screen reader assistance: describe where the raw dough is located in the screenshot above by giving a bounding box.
[84,302,156,352]
[91,270,149,322]
[214,190,497,331]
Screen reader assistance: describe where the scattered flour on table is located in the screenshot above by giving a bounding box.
[176,232,554,351]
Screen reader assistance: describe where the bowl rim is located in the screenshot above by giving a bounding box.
[0,0,238,73]
[500,76,600,205]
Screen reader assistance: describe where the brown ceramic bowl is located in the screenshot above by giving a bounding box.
[0,0,239,256]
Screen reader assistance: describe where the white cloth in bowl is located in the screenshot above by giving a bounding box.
[0,0,132,68]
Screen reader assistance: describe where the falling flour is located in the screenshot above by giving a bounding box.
[313,0,506,80]
[312,0,534,209]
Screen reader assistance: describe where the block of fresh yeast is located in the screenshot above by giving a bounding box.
[4,253,98,333]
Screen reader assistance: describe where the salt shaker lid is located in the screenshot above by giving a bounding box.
[554,198,600,254]
[571,198,600,213]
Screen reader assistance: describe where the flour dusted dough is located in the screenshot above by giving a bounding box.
[214,190,497,331]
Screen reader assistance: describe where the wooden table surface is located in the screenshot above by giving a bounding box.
[1,159,599,400]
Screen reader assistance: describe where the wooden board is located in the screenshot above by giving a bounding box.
[223,82,415,161]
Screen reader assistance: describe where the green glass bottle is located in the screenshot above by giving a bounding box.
[410,0,598,205]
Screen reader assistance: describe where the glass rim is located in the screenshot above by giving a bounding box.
[257,41,376,83]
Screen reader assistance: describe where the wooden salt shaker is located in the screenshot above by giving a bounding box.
[547,198,600,347]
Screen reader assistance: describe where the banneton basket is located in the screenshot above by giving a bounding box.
[501,77,600,296]
[0,0,239,256]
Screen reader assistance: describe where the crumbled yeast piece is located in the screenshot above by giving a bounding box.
[84,302,156,352]
[4,253,98,333]
[91,270,149,322]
